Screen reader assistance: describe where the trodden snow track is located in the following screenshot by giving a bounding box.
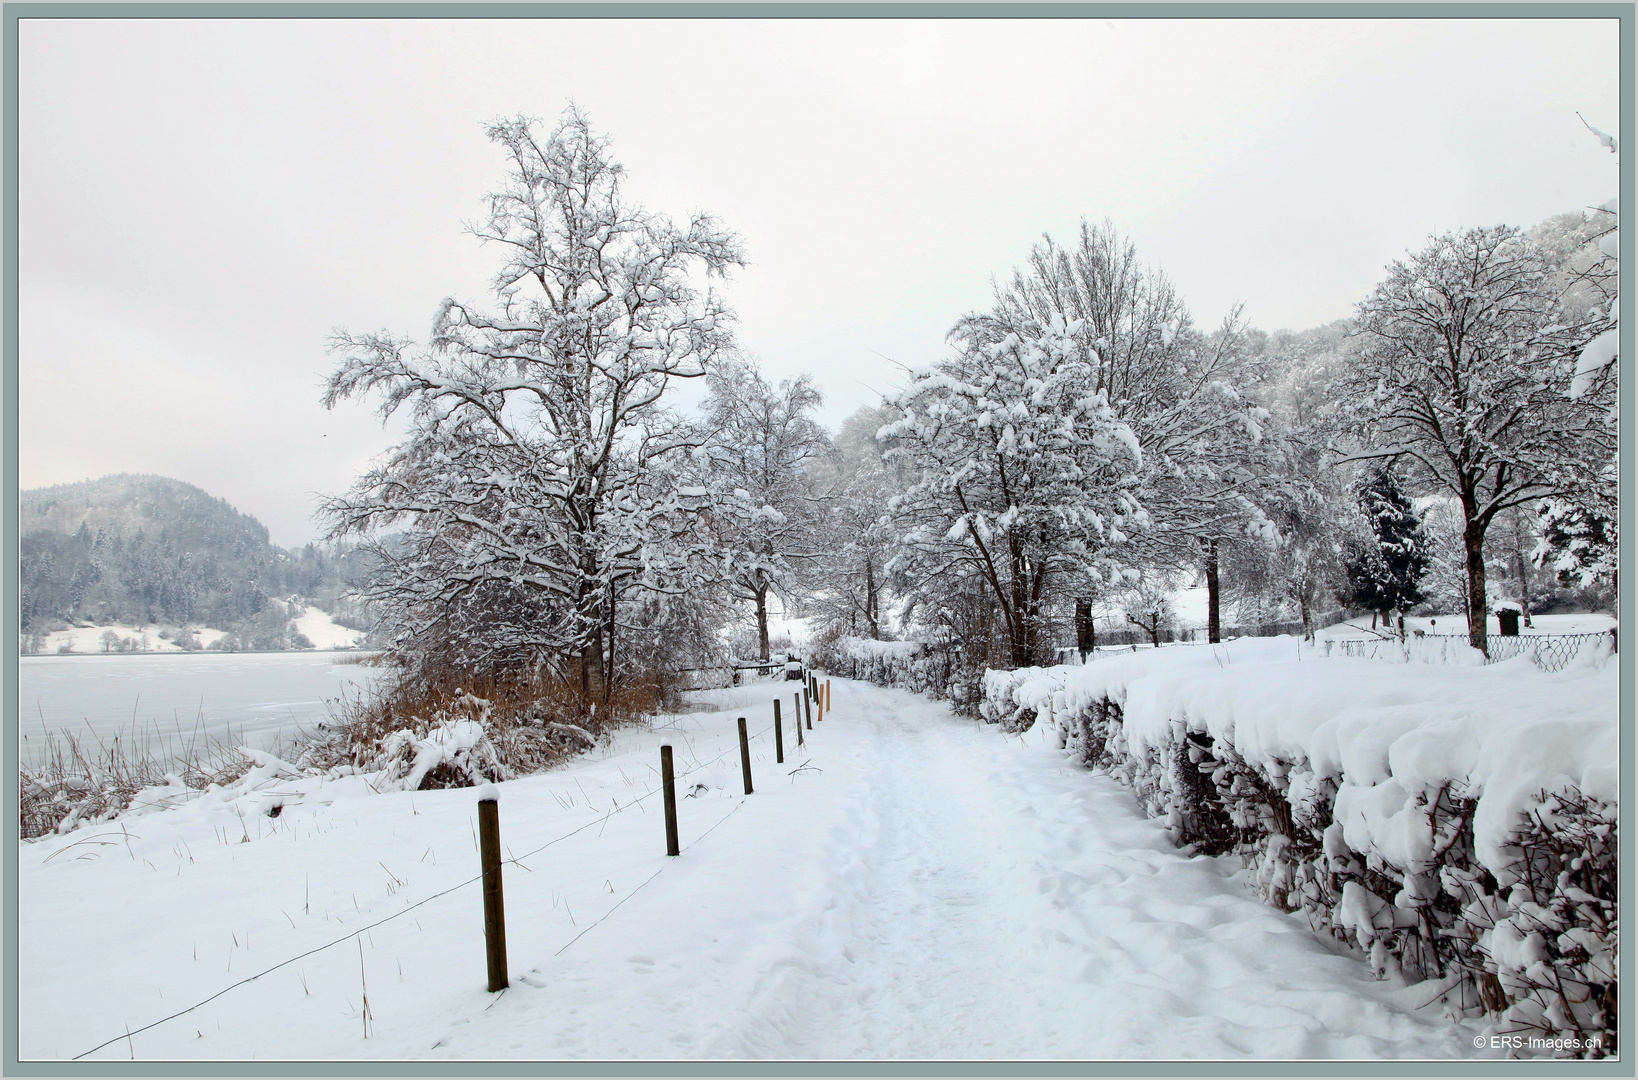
[25,678,1486,1061]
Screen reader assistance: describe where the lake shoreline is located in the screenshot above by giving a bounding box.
[21,648,382,661]
[15,651,389,768]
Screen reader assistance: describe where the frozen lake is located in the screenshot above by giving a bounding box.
[16,650,386,767]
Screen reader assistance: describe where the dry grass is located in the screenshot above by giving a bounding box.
[18,721,271,840]
[20,660,664,838]
[291,660,660,789]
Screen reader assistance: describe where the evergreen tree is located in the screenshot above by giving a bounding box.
[1343,466,1430,626]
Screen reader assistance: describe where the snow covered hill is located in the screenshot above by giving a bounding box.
[22,679,1490,1062]
[34,604,367,654]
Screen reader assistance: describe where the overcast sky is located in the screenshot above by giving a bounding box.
[17,15,1620,546]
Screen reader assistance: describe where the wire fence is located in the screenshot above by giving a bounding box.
[1054,609,1357,654]
[68,714,789,1061]
[1324,631,1616,673]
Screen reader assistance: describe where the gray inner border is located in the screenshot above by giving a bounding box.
[3,2,1632,1076]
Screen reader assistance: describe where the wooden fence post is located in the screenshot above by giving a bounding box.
[794,693,804,745]
[804,686,813,729]
[773,699,784,763]
[660,745,680,857]
[477,795,508,992]
[737,717,754,795]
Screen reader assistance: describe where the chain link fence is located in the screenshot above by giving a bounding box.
[1054,609,1358,661]
[1324,631,1616,673]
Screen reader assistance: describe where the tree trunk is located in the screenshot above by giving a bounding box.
[1462,514,1490,657]
[605,585,616,706]
[1074,597,1094,660]
[572,568,605,710]
[1205,538,1221,645]
[864,559,880,639]
[1023,564,1048,667]
[754,584,770,661]
[579,631,605,709]
[1010,625,1033,669]
[1008,547,1032,668]
[1515,546,1533,628]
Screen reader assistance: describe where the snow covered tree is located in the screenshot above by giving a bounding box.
[1120,573,1175,647]
[1569,115,1619,402]
[1341,466,1430,628]
[1342,225,1607,655]
[322,106,743,704]
[976,221,1276,643]
[1219,322,1364,638]
[696,358,831,660]
[882,219,1284,664]
[1533,497,1617,589]
[883,308,1146,669]
[1135,310,1277,644]
[1539,122,1620,588]
[803,404,905,641]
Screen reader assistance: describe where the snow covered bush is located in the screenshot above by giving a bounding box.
[982,640,1618,1056]
[295,679,602,791]
[366,694,506,792]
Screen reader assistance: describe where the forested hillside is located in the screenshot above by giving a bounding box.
[19,474,369,634]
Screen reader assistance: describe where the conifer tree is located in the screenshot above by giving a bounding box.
[1342,466,1430,627]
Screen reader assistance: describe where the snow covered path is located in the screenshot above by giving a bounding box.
[21,678,1485,1061]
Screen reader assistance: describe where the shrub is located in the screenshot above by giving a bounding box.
[292,660,647,789]
[820,635,965,705]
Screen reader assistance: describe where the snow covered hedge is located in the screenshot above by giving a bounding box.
[982,639,1618,1057]
[820,636,971,707]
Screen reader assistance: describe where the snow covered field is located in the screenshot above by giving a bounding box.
[21,678,1491,1062]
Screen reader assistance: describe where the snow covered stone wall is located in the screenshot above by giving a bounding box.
[981,639,1618,1056]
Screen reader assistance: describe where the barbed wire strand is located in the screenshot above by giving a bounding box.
[550,796,748,959]
[71,716,787,1061]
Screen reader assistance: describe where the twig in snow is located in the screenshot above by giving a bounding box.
[358,939,373,1038]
